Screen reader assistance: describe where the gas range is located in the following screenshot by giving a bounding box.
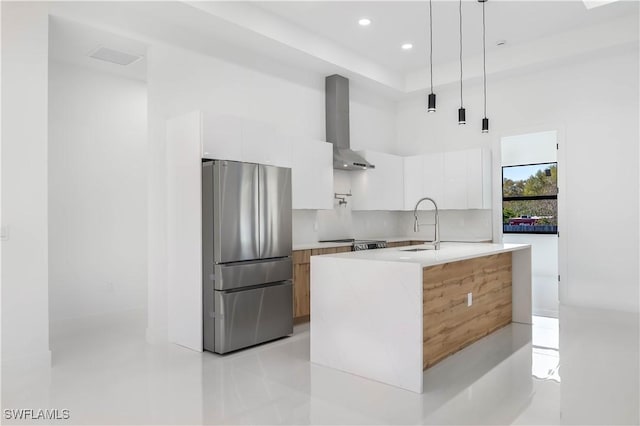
[319,238,388,251]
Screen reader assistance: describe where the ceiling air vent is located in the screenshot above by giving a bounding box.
[88,47,142,66]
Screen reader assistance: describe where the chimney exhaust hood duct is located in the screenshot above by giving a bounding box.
[325,74,375,171]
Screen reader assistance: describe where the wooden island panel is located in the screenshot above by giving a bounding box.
[422,252,513,369]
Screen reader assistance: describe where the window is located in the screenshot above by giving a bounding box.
[502,162,558,234]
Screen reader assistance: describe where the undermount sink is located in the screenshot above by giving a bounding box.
[400,248,431,252]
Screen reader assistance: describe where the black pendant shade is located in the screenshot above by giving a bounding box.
[480,0,489,133]
[482,117,489,133]
[457,0,465,126]
[427,0,436,113]
[458,108,466,125]
[428,93,436,112]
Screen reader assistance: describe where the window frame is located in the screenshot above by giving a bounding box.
[502,161,558,235]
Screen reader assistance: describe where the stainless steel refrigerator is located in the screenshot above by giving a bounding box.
[202,160,293,354]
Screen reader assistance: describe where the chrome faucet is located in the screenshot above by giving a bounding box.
[413,197,440,250]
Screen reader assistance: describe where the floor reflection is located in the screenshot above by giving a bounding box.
[532,316,561,382]
[2,306,638,425]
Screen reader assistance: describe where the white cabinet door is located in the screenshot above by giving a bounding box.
[201,114,242,161]
[202,116,292,167]
[352,151,404,210]
[440,148,491,210]
[241,120,292,167]
[403,155,423,210]
[403,153,444,211]
[422,153,444,211]
[292,139,333,210]
[443,150,468,209]
[466,148,492,209]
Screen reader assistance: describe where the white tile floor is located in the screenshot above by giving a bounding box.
[3,306,638,425]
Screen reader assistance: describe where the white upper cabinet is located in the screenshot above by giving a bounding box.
[202,114,242,161]
[403,155,424,210]
[466,148,492,209]
[443,148,492,210]
[443,150,468,210]
[201,113,291,167]
[241,120,292,168]
[403,153,444,211]
[351,151,404,211]
[198,112,331,209]
[198,112,491,211]
[402,148,491,211]
[291,139,333,210]
[422,153,445,210]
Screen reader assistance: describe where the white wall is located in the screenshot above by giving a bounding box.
[48,61,147,327]
[147,44,398,341]
[397,47,640,313]
[1,2,51,370]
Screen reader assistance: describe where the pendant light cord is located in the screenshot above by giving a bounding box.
[459,0,463,108]
[429,0,433,93]
[482,0,487,117]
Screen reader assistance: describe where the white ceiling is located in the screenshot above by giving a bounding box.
[254,1,639,73]
[46,1,639,94]
[49,16,148,81]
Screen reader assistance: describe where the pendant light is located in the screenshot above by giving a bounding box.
[427,0,436,112]
[458,0,466,125]
[479,0,489,133]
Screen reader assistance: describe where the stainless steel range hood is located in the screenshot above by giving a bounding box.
[326,74,374,171]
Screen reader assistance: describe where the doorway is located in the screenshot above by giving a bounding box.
[501,131,559,318]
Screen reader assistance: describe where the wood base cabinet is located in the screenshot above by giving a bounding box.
[386,241,426,248]
[292,247,350,322]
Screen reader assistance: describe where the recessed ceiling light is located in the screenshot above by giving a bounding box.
[358,18,371,26]
[401,43,413,50]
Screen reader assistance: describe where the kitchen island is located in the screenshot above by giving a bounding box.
[310,242,532,393]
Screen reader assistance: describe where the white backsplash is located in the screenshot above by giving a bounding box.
[293,168,493,244]
[292,169,492,244]
[292,210,321,245]
[396,210,493,242]
[293,208,492,245]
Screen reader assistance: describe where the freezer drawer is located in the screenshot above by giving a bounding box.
[214,281,293,354]
[214,258,292,291]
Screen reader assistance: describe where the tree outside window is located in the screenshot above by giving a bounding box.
[503,163,558,234]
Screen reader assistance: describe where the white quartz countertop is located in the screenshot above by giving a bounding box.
[312,242,530,268]
[368,236,493,244]
[293,237,491,251]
